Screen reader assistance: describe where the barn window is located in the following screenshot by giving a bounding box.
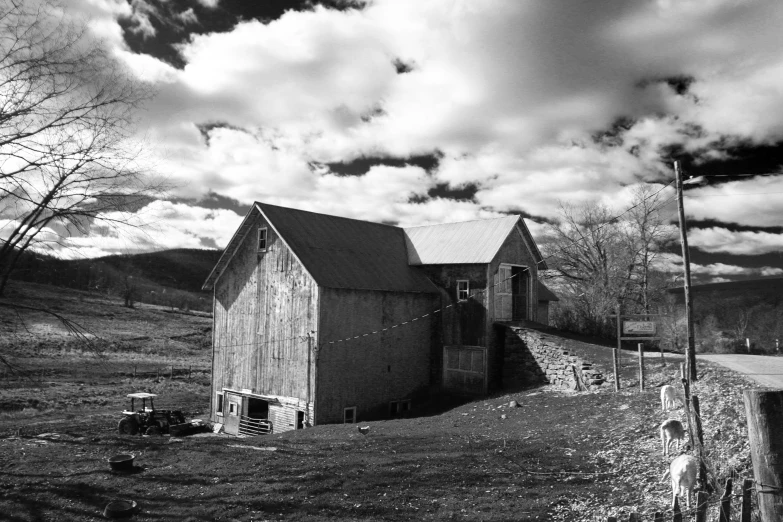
[258,227,268,252]
[343,406,357,424]
[457,280,470,301]
[215,392,224,416]
[390,400,411,417]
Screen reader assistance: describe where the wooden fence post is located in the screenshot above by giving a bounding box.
[743,389,783,522]
[652,512,663,522]
[680,364,694,448]
[695,490,708,522]
[638,343,645,392]
[614,305,621,392]
[741,477,753,522]
[692,395,708,490]
[719,478,733,522]
[170,365,174,380]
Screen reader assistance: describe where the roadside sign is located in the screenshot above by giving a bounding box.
[623,321,656,335]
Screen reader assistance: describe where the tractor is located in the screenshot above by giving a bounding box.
[118,392,186,436]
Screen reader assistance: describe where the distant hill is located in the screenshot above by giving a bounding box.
[8,248,222,312]
[669,278,783,303]
[93,249,222,292]
[668,278,783,353]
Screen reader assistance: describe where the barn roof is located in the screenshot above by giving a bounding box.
[202,203,439,294]
[403,216,546,267]
[203,204,547,292]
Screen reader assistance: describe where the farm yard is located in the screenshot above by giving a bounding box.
[0,282,764,521]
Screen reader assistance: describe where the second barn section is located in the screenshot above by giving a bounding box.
[202,203,552,435]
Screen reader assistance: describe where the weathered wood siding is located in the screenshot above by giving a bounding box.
[417,264,488,347]
[415,264,489,391]
[212,214,318,427]
[269,395,313,432]
[316,288,437,424]
[487,225,540,391]
[488,225,539,323]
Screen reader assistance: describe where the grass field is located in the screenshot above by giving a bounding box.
[0,281,763,521]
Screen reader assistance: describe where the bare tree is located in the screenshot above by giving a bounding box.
[545,201,631,336]
[544,188,675,338]
[623,184,676,312]
[0,0,163,296]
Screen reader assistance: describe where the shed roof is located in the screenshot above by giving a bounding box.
[202,203,439,294]
[403,215,545,267]
[537,281,559,302]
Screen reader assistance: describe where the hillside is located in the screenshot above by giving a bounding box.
[668,277,783,302]
[667,278,783,353]
[0,281,762,521]
[7,248,221,312]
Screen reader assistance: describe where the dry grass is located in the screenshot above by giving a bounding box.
[0,282,765,521]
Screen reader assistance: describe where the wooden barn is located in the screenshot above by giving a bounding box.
[202,203,548,435]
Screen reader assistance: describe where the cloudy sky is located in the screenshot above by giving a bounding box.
[46,0,783,282]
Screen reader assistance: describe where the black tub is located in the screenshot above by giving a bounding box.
[107,454,135,472]
[103,499,137,519]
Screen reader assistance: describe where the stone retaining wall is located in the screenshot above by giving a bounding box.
[503,326,606,390]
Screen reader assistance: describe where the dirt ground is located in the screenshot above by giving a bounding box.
[0,282,764,521]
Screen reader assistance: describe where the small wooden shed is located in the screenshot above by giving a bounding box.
[203,203,547,434]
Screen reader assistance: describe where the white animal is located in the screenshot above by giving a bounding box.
[660,419,686,456]
[662,455,699,509]
[358,426,370,435]
[660,385,678,411]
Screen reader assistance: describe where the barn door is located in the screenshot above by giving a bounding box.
[511,267,529,320]
[223,393,241,435]
[494,266,512,321]
[443,346,487,395]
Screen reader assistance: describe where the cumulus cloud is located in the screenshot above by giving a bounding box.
[36,202,243,259]
[44,0,783,271]
[653,252,781,282]
[690,227,783,256]
[175,8,198,25]
[127,1,783,220]
[692,263,783,283]
[683,176,783,227]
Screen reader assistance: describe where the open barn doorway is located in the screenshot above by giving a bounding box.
[246,397,269,420]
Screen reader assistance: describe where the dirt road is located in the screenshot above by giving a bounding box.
[699,354,783,388]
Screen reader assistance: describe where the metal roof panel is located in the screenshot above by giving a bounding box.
[403,216,520,265]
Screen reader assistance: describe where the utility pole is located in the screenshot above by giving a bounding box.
[675,161,697,382]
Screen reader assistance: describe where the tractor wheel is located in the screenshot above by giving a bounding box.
[145,425,162,436]
[118,417,139,436]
